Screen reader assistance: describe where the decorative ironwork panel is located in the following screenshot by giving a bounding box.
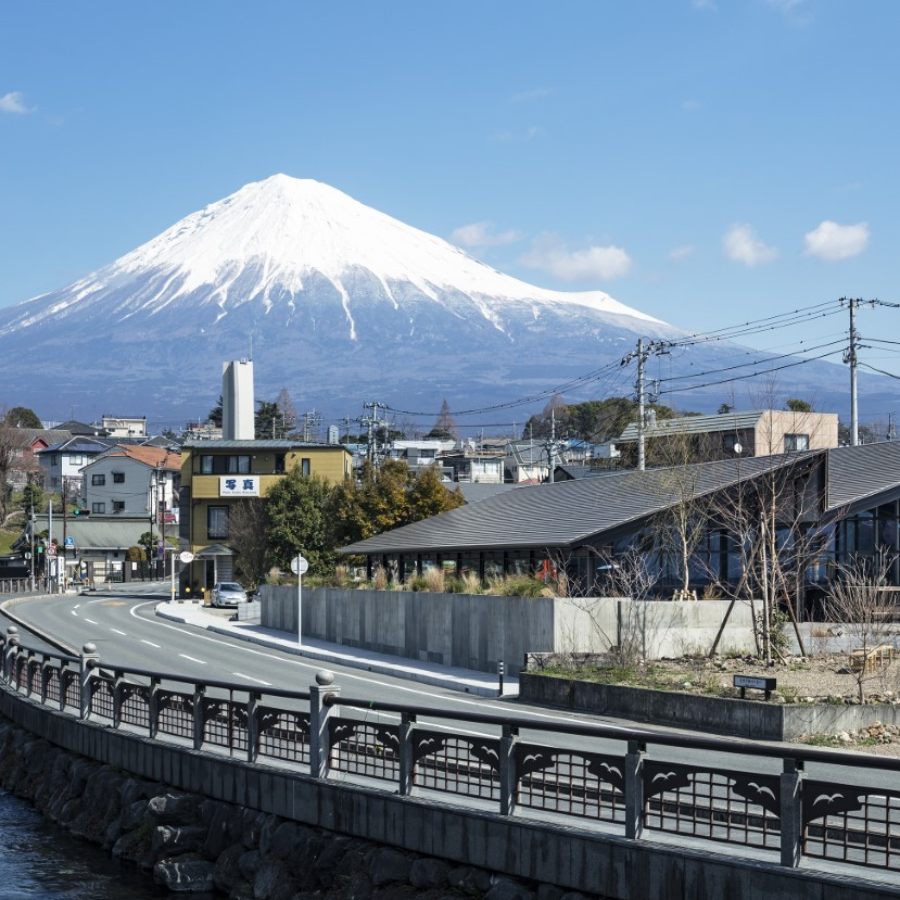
[413,728,500,801]
[26,659,40,694]
[258,708,310,764]
[804,779,900,870]
[643,759,780,850]
[62,672,80,709]
[515,742,625,823]
[202,698,248,752]
[329,717,400,782]
[158,692,194,739]
[91,679,115,721]
[120,685,151,730]
[45,668,61,704]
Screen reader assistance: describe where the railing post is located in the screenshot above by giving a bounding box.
[193,685,206,751]
[500,724,518,816]
[25,650,35,697]
[247,691,260,764]
[113,670,123,729]
[398,712,416,795]
[79,643,99,721]
[149,676,160,739]
[625,740,646,840]
[310,670,339,779]
[40,656,50,706]
[780,758,804,868]
[4,627,18,681]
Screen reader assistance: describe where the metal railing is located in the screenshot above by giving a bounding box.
[0,578,36,595]
[2,626,900,878]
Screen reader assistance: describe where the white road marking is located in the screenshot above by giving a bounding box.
[110,629,127,636]
[141,640,161,648]
[84,619,98,625]
[127,601,627,731]
[231,673,272,686]
[179,654,206,665]
[73,604,80,610]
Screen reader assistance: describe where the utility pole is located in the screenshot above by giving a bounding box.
[545,408,561,483]
[362,402,386,467]
[841,297,882,447]
[62,477,68,581]
[621,338,669,471]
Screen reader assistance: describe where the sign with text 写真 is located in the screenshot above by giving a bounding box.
[219,476,260,497]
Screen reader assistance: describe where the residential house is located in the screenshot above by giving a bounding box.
[439,450,504,484]
[80,445,181,520]
[36,437,110,492]
[616,409,839,466]
[100,415,147,438]
[6,428,72,488]
[179,439,353,589]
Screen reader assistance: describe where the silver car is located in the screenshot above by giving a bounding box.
[211,582,248,608]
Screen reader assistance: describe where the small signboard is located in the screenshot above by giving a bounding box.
[45,543,57,558]
[64,536,75,547]
[291,555,309,575]
[220,476,260,497]
[733,674,777,700]
[179,551,195,564]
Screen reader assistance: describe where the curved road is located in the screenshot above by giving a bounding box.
[5,584,898,794]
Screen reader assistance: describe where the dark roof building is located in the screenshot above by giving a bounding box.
[341,444,900,606]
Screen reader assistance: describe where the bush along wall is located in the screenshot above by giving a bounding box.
[0,717,600,900]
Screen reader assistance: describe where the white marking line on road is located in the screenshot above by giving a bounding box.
[232,673,272,686]
[110,629,127,636]
[179,654,207,665]
[141,640,161,648]
[127,601,628,732]
[73,604,80,610]
[84,619,99,625]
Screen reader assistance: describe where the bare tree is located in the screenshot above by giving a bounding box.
[227,498,271,590]
[825,554,898,702]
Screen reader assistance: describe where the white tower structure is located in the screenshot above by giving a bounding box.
[222,359,255,440]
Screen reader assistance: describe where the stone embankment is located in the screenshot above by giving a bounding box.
[0,719,598,900]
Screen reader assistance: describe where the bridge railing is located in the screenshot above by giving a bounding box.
[2,627,900,878]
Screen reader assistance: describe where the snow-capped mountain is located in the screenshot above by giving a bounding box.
[0,175,884,422]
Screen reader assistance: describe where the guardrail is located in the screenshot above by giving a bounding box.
[1,626,899,879]
[0,578,35,595]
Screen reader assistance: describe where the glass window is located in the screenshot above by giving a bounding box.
[91,474,106,486]
[207,505,229,540]
[301,458,311,476]
[785,434,809,452]
[112,501,125,513]
[227,455,251,474]
[113,472,125,483]
[200,455,213,474]
[92,502,105,514]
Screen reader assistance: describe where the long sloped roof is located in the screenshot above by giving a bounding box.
[826,441,900,512]
[618,411,763,441]
[341,452,812,555]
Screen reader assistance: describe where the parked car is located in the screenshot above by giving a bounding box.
[211,582,249,607]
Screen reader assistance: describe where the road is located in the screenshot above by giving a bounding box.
[4,583,898,795]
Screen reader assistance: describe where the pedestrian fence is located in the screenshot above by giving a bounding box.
[1,626,900,878]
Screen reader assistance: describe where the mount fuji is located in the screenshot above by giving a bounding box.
[0,175,882,424]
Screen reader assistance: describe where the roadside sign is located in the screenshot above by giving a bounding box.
[179,551,195,564]
[64,536,75,547]
[291,555,309,575]
[45,543,57,558]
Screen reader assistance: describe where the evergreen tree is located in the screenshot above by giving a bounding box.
[428,399,459,441]
[266,469,335,575]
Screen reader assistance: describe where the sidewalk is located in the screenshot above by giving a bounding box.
[155,601,516,698]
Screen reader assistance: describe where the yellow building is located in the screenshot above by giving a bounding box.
[179,439,352,592]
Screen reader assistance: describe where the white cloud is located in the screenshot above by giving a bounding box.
[722,223,779,267]
[0,91,32,114]
[669,245,695,263]
[451,221,523,249]
[520,235,633,283]
[692,0,718,10]
[682,99,700,112]
[510,87,554,103]
[804,220,869,261]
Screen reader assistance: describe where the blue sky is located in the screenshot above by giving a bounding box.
[2,0,898,385]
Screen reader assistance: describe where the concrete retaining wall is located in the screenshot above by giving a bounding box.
[520,673,900,741]
[259,587,755,673]
[1,686,892,900]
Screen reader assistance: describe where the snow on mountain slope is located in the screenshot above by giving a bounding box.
[4,175,662,338]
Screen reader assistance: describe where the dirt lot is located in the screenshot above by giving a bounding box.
[552,650,900,756]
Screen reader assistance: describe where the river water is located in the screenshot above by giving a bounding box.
[0,788,173,899]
